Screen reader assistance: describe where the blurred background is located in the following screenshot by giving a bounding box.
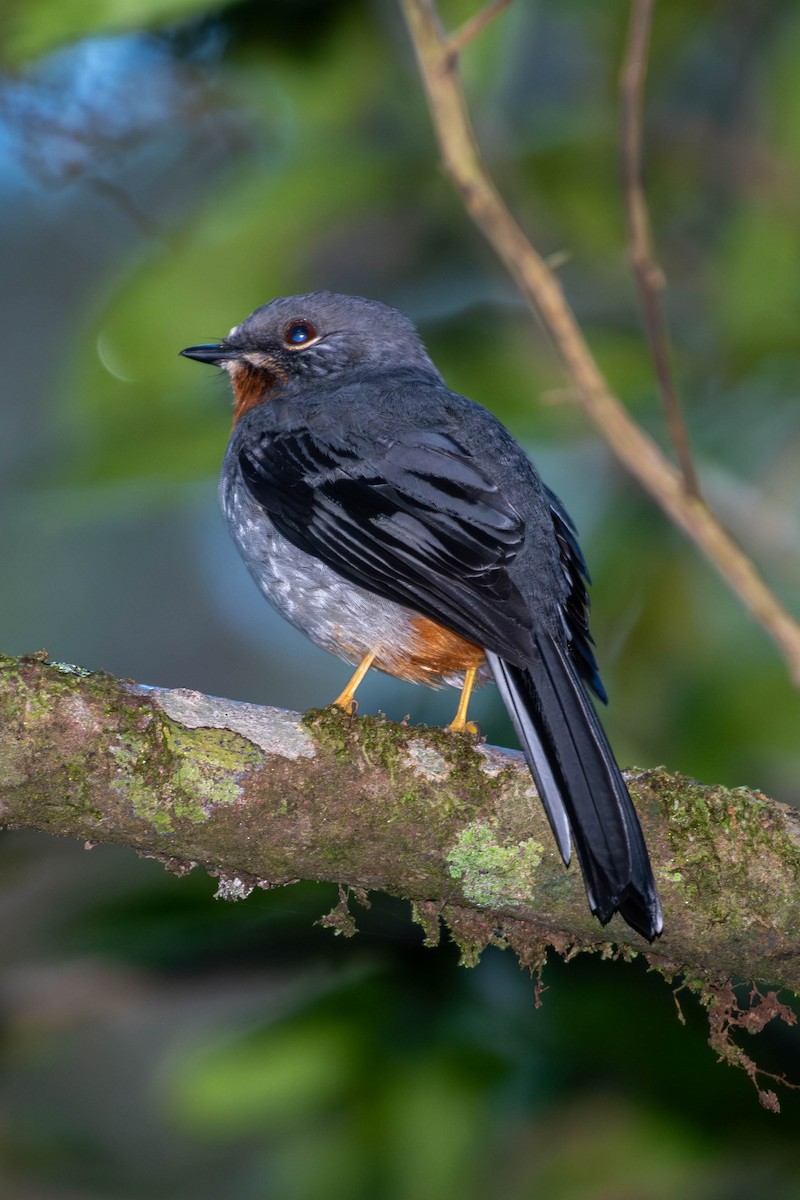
[1,0,800,1195]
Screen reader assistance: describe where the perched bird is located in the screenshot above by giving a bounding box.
[181,292,663,940]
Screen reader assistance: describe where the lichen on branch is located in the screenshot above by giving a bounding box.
[1,652,799,992]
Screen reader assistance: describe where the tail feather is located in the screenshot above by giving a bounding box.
[487,635,663,941]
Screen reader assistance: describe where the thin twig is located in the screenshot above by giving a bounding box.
[400,0,800,685]
[620,0,701,499]
[445,0,516,59]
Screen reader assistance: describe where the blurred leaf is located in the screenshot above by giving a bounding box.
[1,0,227,64]
[168,1018,358,1134]
[64,13,407,486]
[382,1057,494,1200]
[713,204,800,364]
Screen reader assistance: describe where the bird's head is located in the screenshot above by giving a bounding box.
[180,291,439,425]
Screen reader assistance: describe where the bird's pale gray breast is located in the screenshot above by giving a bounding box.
[220,458,486,688]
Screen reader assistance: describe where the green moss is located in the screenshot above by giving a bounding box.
[2,667,62,722]
[107,721,264,833]
[411,901,441,948]
[1,657,268,835]
[303,707,502,815]
[304,706,409,767]
[447,820,543,909]
[109,738,175,833]
[649,769,800,932]
[164,724,264,816]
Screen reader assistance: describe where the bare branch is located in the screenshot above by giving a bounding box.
[620,0,701,498]
[445,0,516,60]
[399,0,800,686]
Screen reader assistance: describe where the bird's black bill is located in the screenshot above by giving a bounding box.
[179,343,234,364]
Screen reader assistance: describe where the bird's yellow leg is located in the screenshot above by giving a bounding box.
[446,664,479,734]
[332,651,376,713]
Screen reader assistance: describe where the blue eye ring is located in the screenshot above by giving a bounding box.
[284,321,316,346]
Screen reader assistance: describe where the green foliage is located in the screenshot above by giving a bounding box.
[1,0,227,63]
[170,1017,360,1133]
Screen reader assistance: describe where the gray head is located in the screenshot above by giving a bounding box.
[180,292,441,421]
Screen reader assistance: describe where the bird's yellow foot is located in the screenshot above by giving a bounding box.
[331,651,376,713]
[446,715,480,736]
[446,665,479,735]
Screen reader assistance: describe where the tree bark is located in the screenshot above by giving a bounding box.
[2,652,799,993]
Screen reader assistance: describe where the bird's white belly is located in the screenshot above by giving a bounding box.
[221,473,487,688]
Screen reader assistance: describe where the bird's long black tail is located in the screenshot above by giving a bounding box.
[487,634,663,941]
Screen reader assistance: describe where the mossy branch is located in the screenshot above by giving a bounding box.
[2,652,799,996]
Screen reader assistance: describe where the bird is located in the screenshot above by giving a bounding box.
[180,291,663,941]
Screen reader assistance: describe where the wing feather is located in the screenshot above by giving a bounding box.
[238,426,533,660]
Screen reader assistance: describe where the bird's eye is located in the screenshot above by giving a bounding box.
[284,321,316,346]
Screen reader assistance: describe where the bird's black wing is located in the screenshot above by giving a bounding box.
[545,487,606,703]
[238,423,535,661]
[239,416,663,941]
